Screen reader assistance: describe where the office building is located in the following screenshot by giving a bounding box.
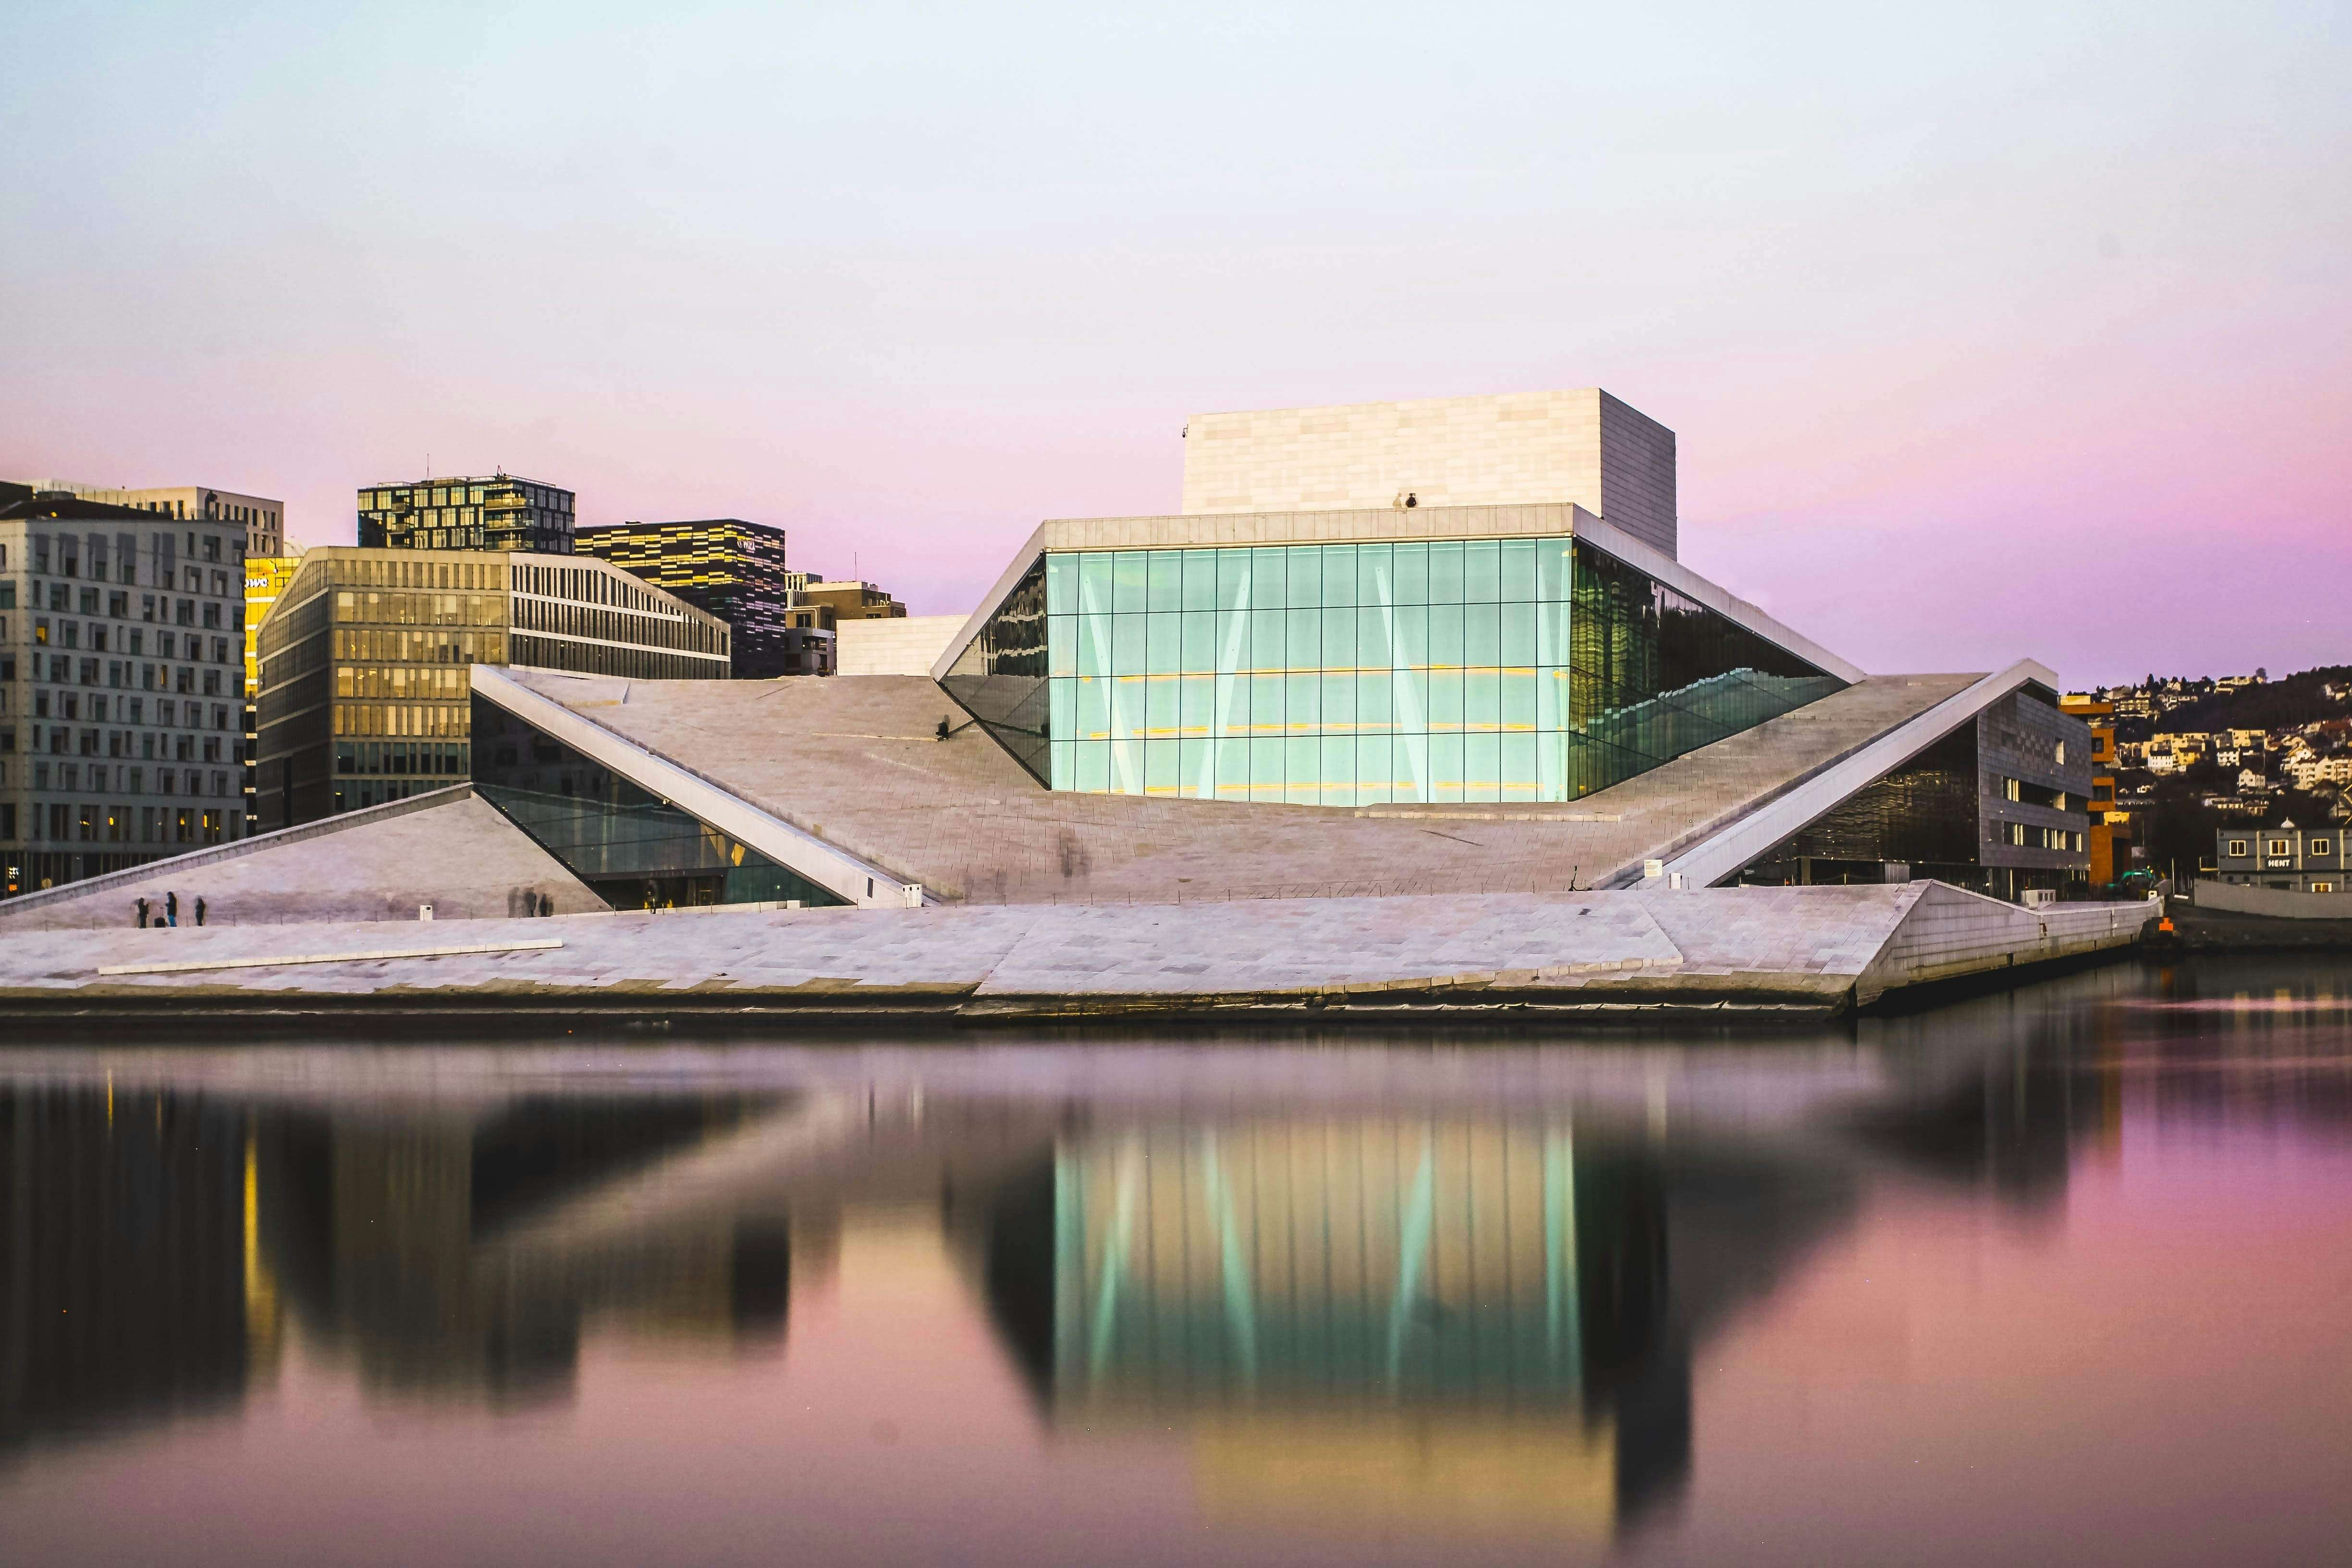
[1,494,253,896]
[357,475,574,554]
[574,517,810,678]
[799,579,906,623]
[10,480,284,556]
[255,547,728,826]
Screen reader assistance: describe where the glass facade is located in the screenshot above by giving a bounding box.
[256,550,729,828]
[946,536,1843,805]
[472,696,845,909]
[574,518,799,678]
[1560,544,1846,798]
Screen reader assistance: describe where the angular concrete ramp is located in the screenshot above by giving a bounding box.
[489,667,1977,907]
[0,883,2154,1025]
[0,786,601,932]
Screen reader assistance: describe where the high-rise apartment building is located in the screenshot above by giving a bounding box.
[357,475,574,554]
[1,494,254,896]
[574,518,810,677]
[255,547,728,825]
[8,479,284,555]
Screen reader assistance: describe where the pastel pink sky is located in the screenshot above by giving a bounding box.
[3,1,2345,686]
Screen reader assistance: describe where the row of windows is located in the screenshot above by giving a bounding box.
[2001,776,2075,810]
[28,598,236,642]
[359,482,571,512]
[17,728,233,762]
[1042,601,1569,680]
[1050,670,1563,742]
[331,590,504,627]
[506,635,727,681]
[2000,822,2086,851]
[2225,836,2338,859]
[9,698,230,730]
[1048,733,1568,804]
[330,629,504,664]
[325,556,503,591]
[1047,539,1574,617]
[25,651,234,687]
[334,741,468,776]
[512,596,726,654]
[3,803,231,845]
[514,561,694,619]
[335,665,469,700]
[19,765,236,800]
[21,529,235,581]
[330,701,470,739]
[27,582,233,617]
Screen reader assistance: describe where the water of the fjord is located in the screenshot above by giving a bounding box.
[4,954,2349,1567]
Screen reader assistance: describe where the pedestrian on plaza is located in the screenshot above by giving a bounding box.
[135,896,150,929]
[164,891,179,927]
[540,894,553,917]
[195,896,207,927]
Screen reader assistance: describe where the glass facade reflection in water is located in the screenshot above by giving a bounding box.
[470,695,845,909]
[948,536,1845,804]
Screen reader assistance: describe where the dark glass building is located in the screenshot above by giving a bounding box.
[574,518,808,678]
[471,692,844,908]
[357,475,574,554]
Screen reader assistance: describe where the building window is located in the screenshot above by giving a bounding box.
[2312,839,2333,856]
[2228,838,2249,857]
[2315,882,2337,894]
[2268,839,2291,857]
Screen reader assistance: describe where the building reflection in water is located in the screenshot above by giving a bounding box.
[252,1092,799,1404]
[981,1115,1692,1540]
[6,954,2351,1546]
[0,1085,270,1455]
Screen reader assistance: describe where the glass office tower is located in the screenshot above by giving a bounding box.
[944,536,1842,805]
[574,518,799,677]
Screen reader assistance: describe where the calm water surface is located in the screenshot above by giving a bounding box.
[4,956,2351,1567]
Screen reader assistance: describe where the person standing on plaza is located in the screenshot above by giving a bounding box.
[135,896,150,929]
[164,891,179,927]
[195,896,207,927]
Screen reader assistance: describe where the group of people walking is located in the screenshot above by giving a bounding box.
[134,892,205,929]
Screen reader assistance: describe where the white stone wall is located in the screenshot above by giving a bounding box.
[836,614,968,676]
[1855,882,2154,1001]
[2189,880,2352,919]
[1180,389,1677,558]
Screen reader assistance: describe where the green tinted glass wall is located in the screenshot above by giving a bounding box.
[950,535,1845,805]
[1040,538,1575,805]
